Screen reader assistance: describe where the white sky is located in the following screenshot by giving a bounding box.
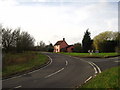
[0,0,119,45]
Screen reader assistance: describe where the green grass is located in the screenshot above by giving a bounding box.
[2,52,49,77]
[61,52,119,58]
[77,66,120,88]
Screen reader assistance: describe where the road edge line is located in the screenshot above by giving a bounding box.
[84,76,93,83]
[90,62,101,73]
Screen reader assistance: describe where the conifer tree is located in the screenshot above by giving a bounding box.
[82,29,93,53]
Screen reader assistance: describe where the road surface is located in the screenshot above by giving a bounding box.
[2,52,119,89]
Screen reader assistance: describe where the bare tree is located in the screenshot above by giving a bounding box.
[36,41,46,51]
[2,27,35,53]
[19,31,35,52]
[2,28,13,52]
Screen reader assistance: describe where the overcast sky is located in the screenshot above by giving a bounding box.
[0,0,119,45]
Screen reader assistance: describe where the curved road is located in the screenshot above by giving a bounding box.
[2,52,119,89]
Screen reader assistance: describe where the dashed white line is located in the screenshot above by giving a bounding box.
[65,60,68,66]
[72,56,101,86]
[14,85,22,88]
[45,68,64,78]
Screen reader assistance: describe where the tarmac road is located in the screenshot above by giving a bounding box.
[79,56,120,71]
[2,52,119,89]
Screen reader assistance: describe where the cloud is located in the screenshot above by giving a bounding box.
[32,0,119,2]
[0,1,118,45]
[0,0,18,7]
[32,0,48,2]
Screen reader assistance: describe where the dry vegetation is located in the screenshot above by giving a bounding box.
[2,52,49,77]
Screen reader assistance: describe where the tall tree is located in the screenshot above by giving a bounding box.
[82,29,93,53]
[18,31,35,52]
[2,28,14,52]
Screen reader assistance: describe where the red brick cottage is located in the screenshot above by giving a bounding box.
[54,38,74,53]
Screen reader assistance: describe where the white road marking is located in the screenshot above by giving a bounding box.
[65,60,68,66]
[85,76,92,83]
[88,62,98,74]
[90,62,101,73]
[45,68,64,78]
[70,56,102,87]
[73,56,101,74]
[3,54,53,81]
[14,85,22,88]
[28,55,53,74]
[40,55,53,69]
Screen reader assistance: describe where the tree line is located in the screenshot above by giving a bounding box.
[74,29,120,53]
[34,41,54,52]
[2,27,35,53]
[36,29,120,53]
[1,26,119,53]
[1,27,54,53]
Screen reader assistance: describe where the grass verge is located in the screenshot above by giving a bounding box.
[77,66,120,89]
[61,52,119,58]
[2,52,49,78]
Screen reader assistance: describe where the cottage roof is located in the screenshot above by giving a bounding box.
[54,40,63,45]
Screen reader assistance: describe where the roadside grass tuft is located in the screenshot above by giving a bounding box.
[77,66,120,89]
[2,52,49,77]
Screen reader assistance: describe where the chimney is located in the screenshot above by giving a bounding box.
[63,38,65,41]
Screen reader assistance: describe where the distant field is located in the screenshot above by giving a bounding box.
[77,66,120,88]
[61,52,119,58]
[3,52,49,77]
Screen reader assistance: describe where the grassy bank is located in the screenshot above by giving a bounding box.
[61,52,119,58]
[2,52,49,77]
[77,66,120,88]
